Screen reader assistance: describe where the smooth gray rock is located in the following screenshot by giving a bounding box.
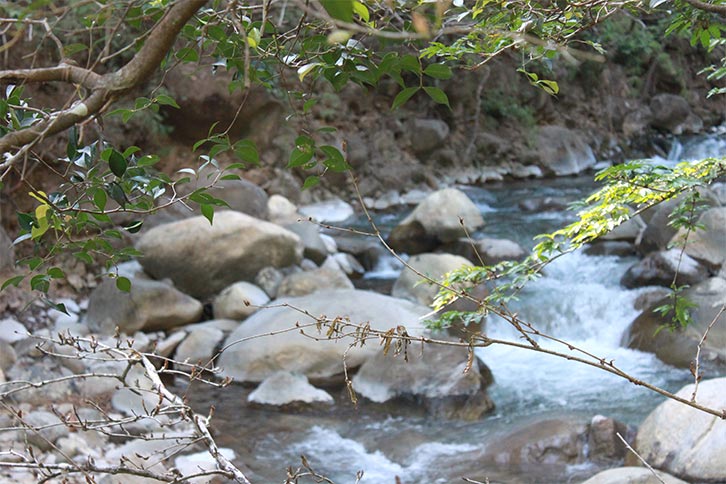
[601,215,646,242]
[485,418,587,465]
[445,237,527,265]
[213,281,270,320]
[392,253,472,306]
[409,118,450,154]
[202,178,269,220]
[21,410,69,451]
[621,249,708,288]
[0,318,27,343]
[298,198,354,223]
[219,289,429,382]
[352,343,494,419]
[635,377,726,481]
[174,326,225,367]
[0,340,16,372]
[136,211,303,298]
[650,93,702,134]
[268,194,299,224]
[277,265,354,298]
[581,467,688,484]
[86,278,203,334]
[248,371,333,405]
[535,125,596,176]
[284,222,330,265]
[389,189,484,254]
[623,277,726,368]
[671,206,726,269]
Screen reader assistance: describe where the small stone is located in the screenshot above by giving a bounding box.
[248,371,333,405]
[0,318,28,343]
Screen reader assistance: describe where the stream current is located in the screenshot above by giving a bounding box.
[190,134,726,483]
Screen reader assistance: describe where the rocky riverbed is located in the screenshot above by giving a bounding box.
[0,166,725,482]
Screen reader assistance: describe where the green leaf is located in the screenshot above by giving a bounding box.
[391,87,419,110]
[47,267,65,279]
[423,86,450,107]
[1,275,24,291]
[320,0,354,22]
[400,54,421,74]
[201,204,214,224]
[30,274,50,293]
[123,220,144,233]
[74,251,93,265]
[93,188,107,211]
[303,175,320,189]
[423,63,452,80]
[538,79,560,96]
[63,43,88,56]
[155,94,180,108]
[108,150,127,177]
[175,47,199,62]
[116,276,131,292]
[233,139,259,165]
[319,145,349,172]
[353,1,369,22]
[288,148,314,168]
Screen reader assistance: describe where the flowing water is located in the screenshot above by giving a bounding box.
[194,136,725,484]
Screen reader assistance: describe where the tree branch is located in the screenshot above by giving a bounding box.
[0,0,208,158]
[682,0,726,15]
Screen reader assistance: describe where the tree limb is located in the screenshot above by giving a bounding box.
[682,0,726,15]
[0,0,209,158]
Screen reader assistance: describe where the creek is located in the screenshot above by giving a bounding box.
[190,134,726,484]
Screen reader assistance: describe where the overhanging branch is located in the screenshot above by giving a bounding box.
[682,0,726,15]
[0,0,209,158]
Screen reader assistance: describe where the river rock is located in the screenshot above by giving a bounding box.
[268,194,299,224]
[6,359,74,404]
[202,178,269,220]
[535,125,596,176]
[585,241,637,257]
[86,278,203,334]
[0,318,28,343]
[409,118,450,154]
[581,467,689,484]
[298,198,354,223]
[324,253,365,279]
[635,377,726,481]
[623,277,726,368]
[388,188,484,254]
[486,418,587,465]
[175,448,236,484]
[601,215,646,242]
[670,206,726,270]
[518,196,570,212]
[174,326,225,368]
[136,211,303,298]
[248,371,333,405]
[218,289,429,382]
[638,198,681,253]
[255,266,284,298]
[621,249,708,288]
[392,253,473,306]
[0,226,13,271]
[445,237,527,265]
[0,341,16,373]
[284,222,330,264]
[352,344,494,419]
[213,281,270,320]
[21,410,69,451]
[649,93,702,134]
[587,414,631,463]
[277,265,354,297]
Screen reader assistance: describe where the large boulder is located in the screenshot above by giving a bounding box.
[201,178,269,220]
[444,237,527,265]
[620,249,708,289]
[284,222,330,265]
[388,189,484,254]
[174,325,226,367]
[277,265,354,298]
[408,118,450,155]
[136,211,302,298]
[86,278,203,334]
[670,206,726,270]
[581,467,688,484]
[298,198,354,223]
[635,377,726,482]
[218,289,430,382]
[649,93,702,135]
[486,418,587,465]
[622,277,726,368]
[392,253,473,306]
[535,126,596,176]
[213,281,270,320]
[352,343,494,419]
[163,62,282,147]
